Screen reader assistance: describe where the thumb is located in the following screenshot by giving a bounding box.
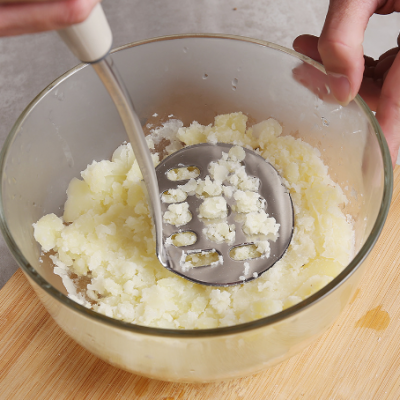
[318,0,377,105]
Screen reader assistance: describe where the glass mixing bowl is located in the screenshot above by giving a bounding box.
[0,34,393,382]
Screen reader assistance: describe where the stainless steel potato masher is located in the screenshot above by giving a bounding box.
[59,5,294,286]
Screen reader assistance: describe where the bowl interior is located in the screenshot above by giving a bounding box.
[0,35,390,323]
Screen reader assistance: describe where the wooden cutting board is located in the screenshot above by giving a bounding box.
[1,167,400,400]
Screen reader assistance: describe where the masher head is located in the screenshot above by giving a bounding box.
[156,143,294,286]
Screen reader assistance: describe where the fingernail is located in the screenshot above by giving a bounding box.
[327,73,351,105]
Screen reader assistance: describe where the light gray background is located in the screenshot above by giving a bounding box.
[0,0,399,289]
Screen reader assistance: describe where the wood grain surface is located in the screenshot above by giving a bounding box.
[1,167,400,400]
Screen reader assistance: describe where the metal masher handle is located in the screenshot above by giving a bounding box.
[57,3,112,63]
[57,4,169,267]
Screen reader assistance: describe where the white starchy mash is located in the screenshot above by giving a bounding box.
[233,190,265,213]
[161,188,187,203]
[167,166,200,181]
[198,196,228,220]
[163,202,192,227]
[242,211,280,239]
[169,231,197,247]
[195,176,223,197]
[163,146,278,259]
[230,241,271,261]
[33,112,354,329]
[203,222,236,244]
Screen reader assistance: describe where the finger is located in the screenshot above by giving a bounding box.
[292,63,336,103]
[375,54,397,79]
[358,77,381,110]
[364,55,377,67]
[0,0,60,3]
[364,65,375,78]
[379,47,399,61]
[0,0,100,36]
[318,0,377,105]
[375,51,400,167]
[293,34,322,63]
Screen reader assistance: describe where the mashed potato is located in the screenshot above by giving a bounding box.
[33,112,354,329]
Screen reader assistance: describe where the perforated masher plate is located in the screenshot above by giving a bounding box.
[156,143,294,286]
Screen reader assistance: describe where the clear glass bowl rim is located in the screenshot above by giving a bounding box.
[0,33,393,339]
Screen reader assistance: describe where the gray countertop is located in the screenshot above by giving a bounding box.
[0,0,399,289]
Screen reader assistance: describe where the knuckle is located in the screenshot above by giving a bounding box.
[318,37,347,58]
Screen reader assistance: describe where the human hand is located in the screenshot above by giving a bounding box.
[293,0,400,167]
[0,0,100,37]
